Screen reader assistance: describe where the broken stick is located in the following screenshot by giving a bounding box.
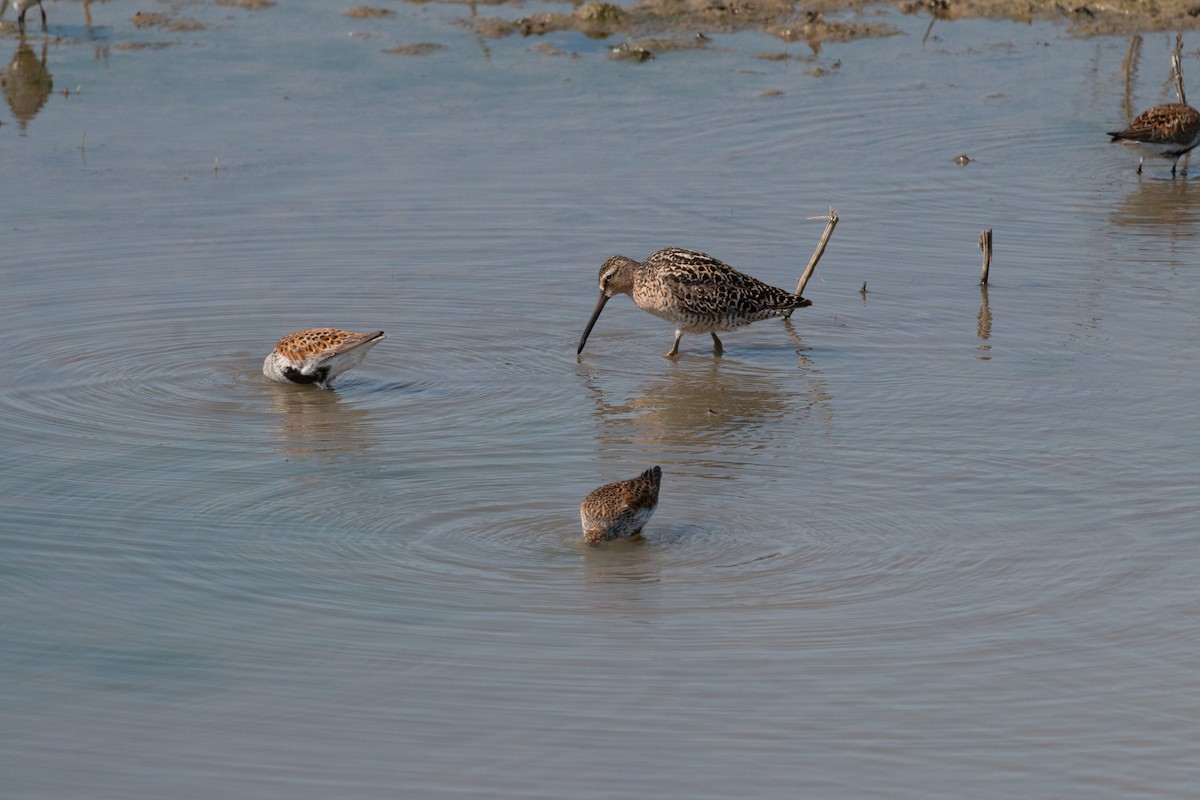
[979,229,993,285]
[1173,33,1187,106]
[796,208,838,298]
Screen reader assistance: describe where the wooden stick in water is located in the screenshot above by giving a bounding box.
[979,229,993,285]
[796,208,838,297]
[1173,33,1186,106]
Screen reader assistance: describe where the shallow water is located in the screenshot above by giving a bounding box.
[2,4,1199,798]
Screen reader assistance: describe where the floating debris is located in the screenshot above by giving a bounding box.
[131,12,207,31]
[610,42,654,61]
[213,0,276,9]
[384,42,448,55]
[115,41,176,50]
[575,2,626,23]
[345,6,395,18]
[532,42,580,57]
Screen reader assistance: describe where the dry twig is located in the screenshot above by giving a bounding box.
[796,208,838,297]
[979,229,993,285]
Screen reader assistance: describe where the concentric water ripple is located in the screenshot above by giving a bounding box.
[6,15,1200,800]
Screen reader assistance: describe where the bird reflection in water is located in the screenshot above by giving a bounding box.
[1,39,52,133]
[265,382,378,461]
[579,538,664,598]
[580,348,831,456]
[1110,177,1200,239]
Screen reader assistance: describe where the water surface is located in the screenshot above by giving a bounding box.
[2,4,1199,798]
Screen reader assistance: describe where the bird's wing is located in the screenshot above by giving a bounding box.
[1113,104,1200,143]
[658,261,796,316]
[323,330,385,357]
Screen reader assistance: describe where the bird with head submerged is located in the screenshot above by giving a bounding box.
[577,247,812,358]
[580,466,662,544]
[262,328,385,388]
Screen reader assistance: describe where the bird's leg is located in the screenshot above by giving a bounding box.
[1172,160,1178,178]
[665,330,683,358]
[711,332,724,356]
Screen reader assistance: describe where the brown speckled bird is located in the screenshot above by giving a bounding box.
[262,328,385,388]
[580,466,662,544]
[577,247,812,358]
[1108,102,1200,176]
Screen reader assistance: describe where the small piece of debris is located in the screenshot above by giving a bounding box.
[131,12,207,31]
[384,42,447,55]
[610,42,653,61]
[345,6,395,18]
[213,0,275,8]
[532,42,578,57]
[954,154,971,166]
[115,41,175,51]
[575,2,625,23]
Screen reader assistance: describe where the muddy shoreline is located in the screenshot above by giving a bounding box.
[459,0,1200,56]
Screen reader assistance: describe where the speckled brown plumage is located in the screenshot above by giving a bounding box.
[580,466,662,543]
[262,328,385,387]
[1108,102,1200,176]
[577,247,812,357]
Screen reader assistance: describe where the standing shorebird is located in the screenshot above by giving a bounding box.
[1108,102,1200,176]
[576,247,812,358]
[262,328,385,388]
[1108,49,1200,177]
[580,466,662,544]
[1,0,47,33]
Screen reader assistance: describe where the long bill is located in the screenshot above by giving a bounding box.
[577,291,610,354]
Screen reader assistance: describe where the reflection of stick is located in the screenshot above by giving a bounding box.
[979,229,992,285]
[977,284,991,340]
[1122,35,1141,120]
[1173,33,1186,106]
[796,208,838,297]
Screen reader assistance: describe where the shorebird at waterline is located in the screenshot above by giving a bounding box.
[262,328,385,388]
[1108,102,1200,176]
[576,247,813,357]
[1,0,47,33]
[580,466,662,544]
